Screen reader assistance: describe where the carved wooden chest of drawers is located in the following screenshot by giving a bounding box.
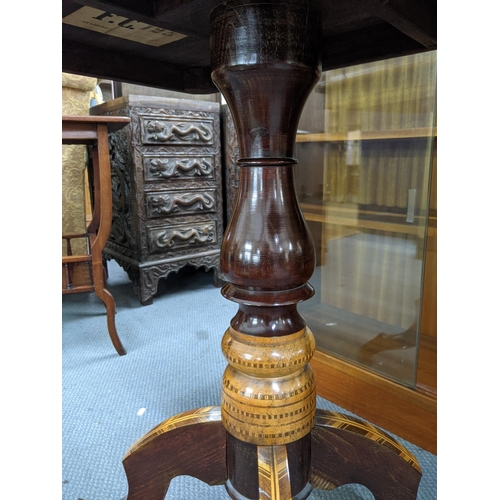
[90,95,223,305]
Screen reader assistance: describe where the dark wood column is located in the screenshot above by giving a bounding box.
[210,1,321,498]
[121,2,424,499]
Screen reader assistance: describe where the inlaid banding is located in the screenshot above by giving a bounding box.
[221,327,315,377]
[221,361,316,445]
[222,396,315,425]
[223,410,315,444]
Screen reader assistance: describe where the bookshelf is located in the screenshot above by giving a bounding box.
[296,127,437,143]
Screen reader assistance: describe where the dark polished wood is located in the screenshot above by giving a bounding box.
[89,95,224,305]
[122,407,421,499]
[62,115,130,356]
[211,2,321,496]
[122,407,226,499]
[62,0,436,497]
[62,0,436,93]
[120,1,423,498]
[311,410,422,500]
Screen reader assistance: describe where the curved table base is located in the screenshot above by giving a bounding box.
[122,407,421,500]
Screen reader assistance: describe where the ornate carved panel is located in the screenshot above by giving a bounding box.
[107,131,136,251]
[90,95,223,305]
[148,222,217,253]
[146,190,217,218]
[143,154,215,181]
[140,116,215,145]
[221,104,240,223]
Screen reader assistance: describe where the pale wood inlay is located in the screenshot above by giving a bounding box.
[222,327,315,377]
[221,327,316,445]
[257,445,292,500]
[124,406,221,458]
[314,410,421,473]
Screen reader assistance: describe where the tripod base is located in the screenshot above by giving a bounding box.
[122,407,421,500]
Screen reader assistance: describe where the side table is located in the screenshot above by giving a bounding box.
[62,115,130,356]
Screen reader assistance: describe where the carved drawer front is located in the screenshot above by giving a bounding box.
[148,222,217,254]
[90,95,223,304]
[143,154,215,182]
[146,189,217,219]
[139,115,215,146]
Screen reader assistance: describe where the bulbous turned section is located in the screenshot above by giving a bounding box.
[221,326,316,446]
[211,0,321,305]
[222,326,316,378]
[221,164,316,294]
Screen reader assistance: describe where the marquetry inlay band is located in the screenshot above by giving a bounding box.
[314,410,422,474]
[123,406,221,458]
[221,327,316,445]
[222,327,315,377]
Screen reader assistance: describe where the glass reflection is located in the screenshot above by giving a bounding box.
[296,51,437,388]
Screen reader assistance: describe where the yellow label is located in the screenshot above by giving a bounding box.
[63,6,187,47]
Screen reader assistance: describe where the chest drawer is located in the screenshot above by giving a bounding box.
[142,153,215,182]
[90,94,223,305]
[148,221,217,254]
[146,189,217,218]
[139,115,215,146]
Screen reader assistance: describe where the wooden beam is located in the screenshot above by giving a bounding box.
[347,0,437,48]
[62,39,217,93]
[321,22,428,72]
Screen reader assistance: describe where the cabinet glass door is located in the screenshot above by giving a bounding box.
[296,51,437,388]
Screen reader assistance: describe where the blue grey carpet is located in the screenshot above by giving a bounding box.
[62,260,437,499]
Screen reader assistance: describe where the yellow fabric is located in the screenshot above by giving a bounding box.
[62,72,97,92]
[62,73,98,255]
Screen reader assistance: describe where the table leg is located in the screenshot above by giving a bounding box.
[91,125,126,356]
[122,0,421,497]
[123,407,226,499]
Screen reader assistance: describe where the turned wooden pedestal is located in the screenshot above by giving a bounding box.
[121,1,422,498]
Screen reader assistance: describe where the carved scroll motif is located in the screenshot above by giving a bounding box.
[222,106,240,221]
[147,191,216,217]
[149,223,216,252]
[142,118,214,145]
[138,252,220,303]
[144,156,214,180]
[107,132,135,249]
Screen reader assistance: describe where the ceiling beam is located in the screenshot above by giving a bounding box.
[345,0,437,48]
[62,39,216,93]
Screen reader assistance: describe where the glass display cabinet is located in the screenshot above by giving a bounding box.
[295,51,437,453]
